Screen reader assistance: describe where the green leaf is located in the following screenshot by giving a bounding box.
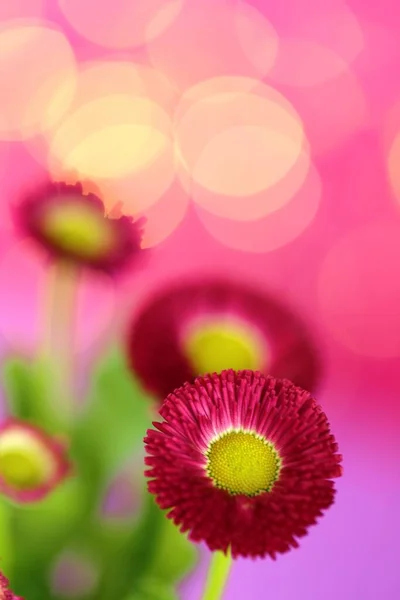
[1,356,65,430]
[126,578,179,600]
[0,499,13,573]
[72,348,153,484]
[96,492,163,600]
[10,477,87,564]
[5,477,90,600]
[98,492,198,600]
[1,348,196,600]
[149,514,198,585]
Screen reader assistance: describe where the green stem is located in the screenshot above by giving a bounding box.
[201,550,232,600]
[99,490,166,600]
[41,260,79,427]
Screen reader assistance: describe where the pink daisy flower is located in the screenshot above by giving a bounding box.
[145,370,342,559]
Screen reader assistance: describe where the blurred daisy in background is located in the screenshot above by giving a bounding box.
[13,180,145,275]
[127,279,321,400]
[0,420,70,503]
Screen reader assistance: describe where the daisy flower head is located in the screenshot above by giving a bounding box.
[145,370,342,559]
[128,279,320,399]
[13,180,144,274]
[0,420,71,503]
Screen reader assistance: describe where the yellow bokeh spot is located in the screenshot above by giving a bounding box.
[0,21,77,140]
[0,431,54,490]
[41,199,116,259]
[206,430,281,496]
[49,95,171,180]
[63,124,167,179]
[184,320,265,375]
[193,125,304,197]
[174,78,307,211]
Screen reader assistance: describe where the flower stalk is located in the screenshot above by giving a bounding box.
[41,261,79,426]
[202,550,232,600]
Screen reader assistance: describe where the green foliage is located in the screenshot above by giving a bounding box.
[127,578,180,600]
[0,499,13,573]
[1,357,64,430]
[0,348,199,600]
[98,492,197,600]
[72,348,153,483]
[151,512,198,585]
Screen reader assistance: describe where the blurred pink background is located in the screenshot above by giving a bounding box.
[0,0,399,598]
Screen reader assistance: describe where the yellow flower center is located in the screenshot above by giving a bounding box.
[0,432,55,490]
[206,430,281,496]
[41,198,116,259]
[184,320,265,375]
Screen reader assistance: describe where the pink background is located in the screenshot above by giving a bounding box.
[0,0,399,598]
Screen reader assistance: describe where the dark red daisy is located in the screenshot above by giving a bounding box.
[145,370,342,559]
[13,180,144,274]
[0,420,71,503]
[0,570,22,599]
[128,279,320,399]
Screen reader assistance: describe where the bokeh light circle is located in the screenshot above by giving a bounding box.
[49,95,170,179]
[139,180,190,248]
[147,0,279,89]
[59,61,179,115]
[318,221,400,358]
[0,0,44,19]
[387,126,400,204]
[0,20,77,141]
[174,76,309,220]
[292,4,364,65]
[280,62,367,155]
[196,158,321,252]
[58,0,184,49]
[268,39,354,87]
[41,61,177,216]
[51,552,98,598]
[191,126,304,197]
[183,142,311,223]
